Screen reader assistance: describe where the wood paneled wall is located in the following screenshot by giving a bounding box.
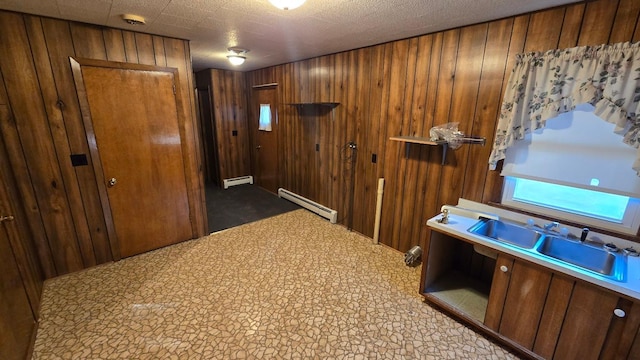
[246,0,640,252]
[196,69,251,183]
[0,10,207,278]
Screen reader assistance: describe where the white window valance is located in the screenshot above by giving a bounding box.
[489,41,640,174]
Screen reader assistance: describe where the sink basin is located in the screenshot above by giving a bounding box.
[468,218,627,281]
[535,236,626,281]
[468,219,543,249]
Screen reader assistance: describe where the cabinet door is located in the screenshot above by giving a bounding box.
[614,302,640,360]
[498,259,552,349]
[484,254,513,331]
[532,275,574,359]
[485,253,553,350]
[600,298,640,360]
[554,282,619,360]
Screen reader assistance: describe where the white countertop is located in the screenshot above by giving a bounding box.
[426,202,640,301]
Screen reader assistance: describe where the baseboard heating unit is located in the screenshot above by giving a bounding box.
[223,176,253,189]
[278,188,338,224]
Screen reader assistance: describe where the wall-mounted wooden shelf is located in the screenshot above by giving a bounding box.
[288,102,340,109]
[389,136,448,164]
[289,103,340,120]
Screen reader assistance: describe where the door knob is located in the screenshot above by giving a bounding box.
[614,308,626,318]
[500,265,509,273]
[256,145,262,149]
[0,215,14,222]
[108,178,117,187]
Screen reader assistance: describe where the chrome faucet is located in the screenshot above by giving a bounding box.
[437,209,449,224]
[544,221,559,231]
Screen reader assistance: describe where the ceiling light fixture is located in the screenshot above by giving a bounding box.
[121,14,146,25]
[227,48,249,66]
[268,0,306,10]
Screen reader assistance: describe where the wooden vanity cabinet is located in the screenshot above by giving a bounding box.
[422,230,640,360]
[483,253,640,359]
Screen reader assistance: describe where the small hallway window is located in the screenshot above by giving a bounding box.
[259,104,272,131]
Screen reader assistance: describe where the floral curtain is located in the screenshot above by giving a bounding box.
[489,41,640,173]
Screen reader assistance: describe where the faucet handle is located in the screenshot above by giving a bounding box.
[580,228,589,242]
[437,209,449,224]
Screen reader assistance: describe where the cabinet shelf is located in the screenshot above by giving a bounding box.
[389,136,448,164]
[425,271,490,323]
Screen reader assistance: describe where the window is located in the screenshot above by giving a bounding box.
[502,177,640,234]
[501,104,640,235]
[259,104,272,131]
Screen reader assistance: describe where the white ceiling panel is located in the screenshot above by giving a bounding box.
[0,0,582,71]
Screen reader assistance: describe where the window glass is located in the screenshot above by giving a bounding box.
[511,178,629,222]
[259,104,272,131]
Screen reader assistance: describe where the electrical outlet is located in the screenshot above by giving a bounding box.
[232,130,238,136]
[372,153,377,163]
[316,144,320,152]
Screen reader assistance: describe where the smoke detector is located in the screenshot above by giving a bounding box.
[121,14,146,26]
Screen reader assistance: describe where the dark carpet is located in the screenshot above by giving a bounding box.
[205,184,300,233]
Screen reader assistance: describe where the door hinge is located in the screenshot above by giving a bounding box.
[172,84,176,95]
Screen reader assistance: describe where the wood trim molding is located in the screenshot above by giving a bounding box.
[71,57,179,74]
[69,57,121,260]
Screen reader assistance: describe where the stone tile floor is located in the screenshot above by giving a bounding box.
[33,210,518,359]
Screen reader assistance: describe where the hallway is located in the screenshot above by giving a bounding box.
[205,184,299,233]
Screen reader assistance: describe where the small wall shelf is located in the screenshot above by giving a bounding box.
[289,103,340,120]
[288,102,340,109]
[389,136,448,164]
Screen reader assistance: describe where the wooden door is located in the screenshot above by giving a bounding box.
[0,211,35,360]
[73,60,192,258]
[252,87,279,193]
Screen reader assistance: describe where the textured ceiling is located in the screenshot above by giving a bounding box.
[0,0,580,71]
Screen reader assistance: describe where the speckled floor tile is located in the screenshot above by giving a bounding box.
[33,210,519,359]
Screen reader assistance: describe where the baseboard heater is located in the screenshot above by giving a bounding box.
[223,176,254,189]
[278,188,338,224]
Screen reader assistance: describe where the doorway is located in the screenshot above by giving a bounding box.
[196,87,221,186]
[252,86,279,193]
